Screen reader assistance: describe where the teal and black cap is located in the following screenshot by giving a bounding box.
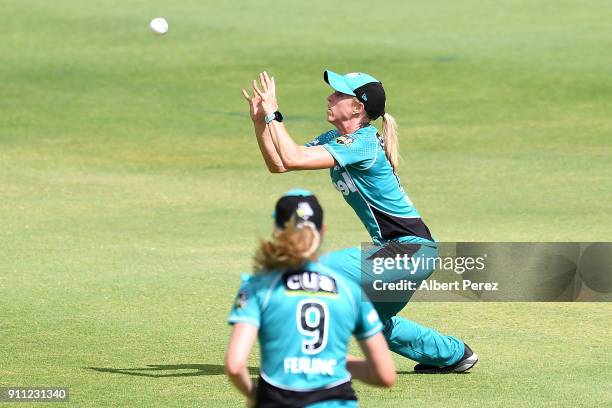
[324,70,386,120]
[274,189,323,231]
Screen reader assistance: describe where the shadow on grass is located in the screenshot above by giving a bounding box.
[396,370,472,375]
[87,365,469,378]
[86,364,258,378]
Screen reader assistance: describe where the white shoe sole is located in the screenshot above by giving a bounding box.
[454,353,479,372]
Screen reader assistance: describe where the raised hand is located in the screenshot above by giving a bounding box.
[242,85,264,122]
[253,71,278,116]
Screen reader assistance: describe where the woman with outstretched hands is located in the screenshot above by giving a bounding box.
[242,70,477,374]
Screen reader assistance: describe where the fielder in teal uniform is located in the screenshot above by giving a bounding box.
[226,191,395,407]
[244,70,478,372]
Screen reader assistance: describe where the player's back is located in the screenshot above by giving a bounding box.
[229,260,382,406]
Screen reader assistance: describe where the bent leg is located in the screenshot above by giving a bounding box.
[320,244,465,366]
[371,243,466,365]
[382,313,465,366]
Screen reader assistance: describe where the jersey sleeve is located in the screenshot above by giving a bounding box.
[228,277,261,328]
[321,129,377,169]
[304,129,335,147]
[353,296,383,340]
[304,136,320,147]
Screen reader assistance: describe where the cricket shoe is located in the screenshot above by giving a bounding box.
[413,343,478,374]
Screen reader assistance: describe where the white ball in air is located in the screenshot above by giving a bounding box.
[150,18,168,35]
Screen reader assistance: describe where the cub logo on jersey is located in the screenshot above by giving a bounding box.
[336,135,355,147]
[284,271,338,296]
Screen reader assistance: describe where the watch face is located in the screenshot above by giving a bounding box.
[264,113,276,124]
[274,111,283,122]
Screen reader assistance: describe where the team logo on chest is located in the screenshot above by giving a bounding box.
[336,135,355,147]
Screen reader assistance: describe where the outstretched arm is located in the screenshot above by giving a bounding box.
[253,72,335,171]
[242,85,287,173]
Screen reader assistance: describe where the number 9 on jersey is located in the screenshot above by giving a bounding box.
[297,299,329,354]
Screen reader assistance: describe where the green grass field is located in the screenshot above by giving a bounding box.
[1,0,611,406]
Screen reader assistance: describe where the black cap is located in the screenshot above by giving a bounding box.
[354,82,386,120]
[274,189,323,231]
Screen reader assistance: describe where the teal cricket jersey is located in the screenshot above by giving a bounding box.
[306,125,433,244]
[228,261,382,391]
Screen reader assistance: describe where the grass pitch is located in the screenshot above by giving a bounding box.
[1,0,611,406]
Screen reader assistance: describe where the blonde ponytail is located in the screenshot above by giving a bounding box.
[253,217,320,272]
[381,113,400,173]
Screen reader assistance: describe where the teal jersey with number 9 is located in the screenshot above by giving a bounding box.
[228,261,382,391]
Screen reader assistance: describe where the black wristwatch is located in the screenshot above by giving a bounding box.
[264,111,283,124]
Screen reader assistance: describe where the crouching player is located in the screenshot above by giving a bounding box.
[225,190,395,407]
